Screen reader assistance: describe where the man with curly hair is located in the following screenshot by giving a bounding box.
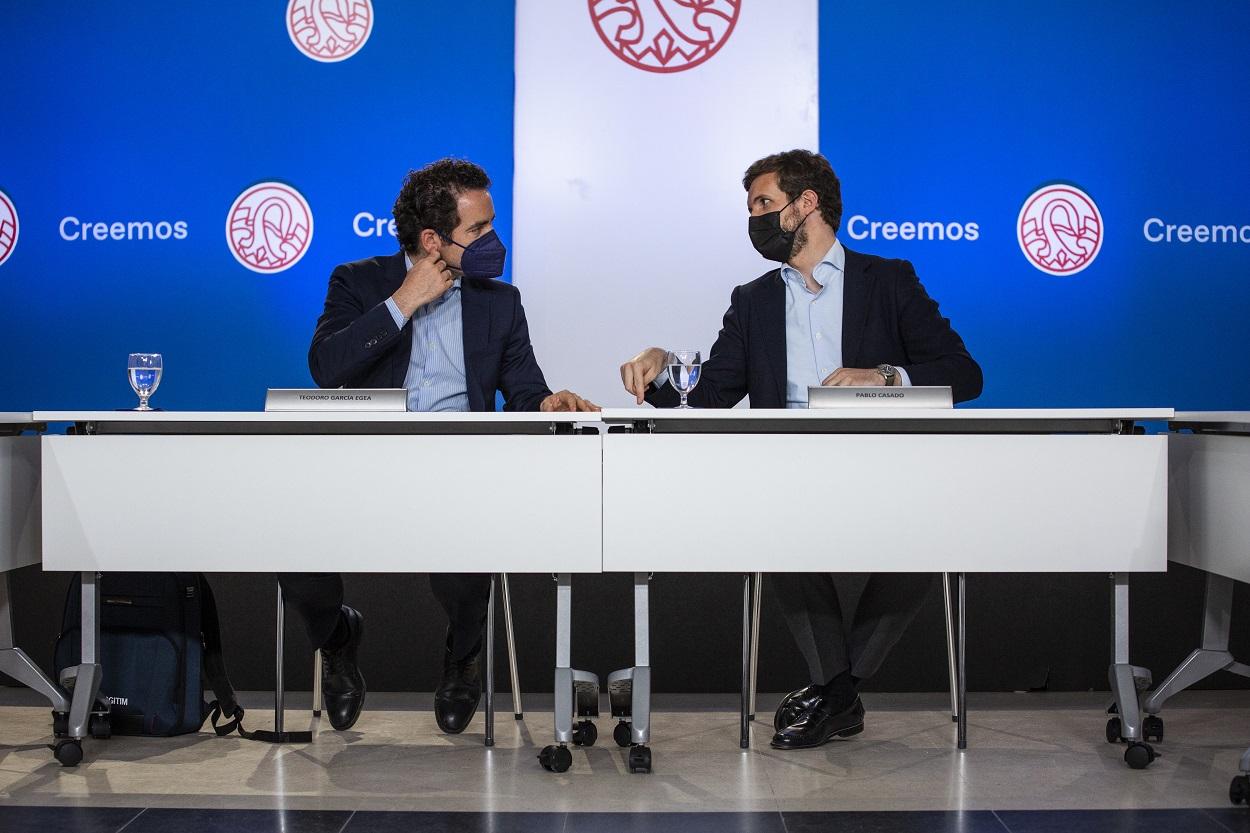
[619,149,982,751]
[282,158,597,736]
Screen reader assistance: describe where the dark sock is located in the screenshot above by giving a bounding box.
[322,608,351,652]
[819,670,858,710]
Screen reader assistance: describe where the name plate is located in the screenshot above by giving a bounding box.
[807,385,953,409]
[265,389,408,412]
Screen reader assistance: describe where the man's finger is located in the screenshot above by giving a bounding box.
[625,365,645,404]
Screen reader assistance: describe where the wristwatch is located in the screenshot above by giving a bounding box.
[876,364,898,386]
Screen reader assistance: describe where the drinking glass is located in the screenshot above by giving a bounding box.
[668,349,702,409]
[127,353,163,411]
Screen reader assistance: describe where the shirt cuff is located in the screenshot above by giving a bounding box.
[385,296,408,329]
[651,367,671,390]
[896,366,912,387]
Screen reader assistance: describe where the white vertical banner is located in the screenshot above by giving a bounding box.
[513,1,819,406]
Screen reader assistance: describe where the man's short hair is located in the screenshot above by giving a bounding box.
[392,159,491,253]
[742,149,843,233]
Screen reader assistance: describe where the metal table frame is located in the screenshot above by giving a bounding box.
[40,411,598,764]
[602,408,1167,763]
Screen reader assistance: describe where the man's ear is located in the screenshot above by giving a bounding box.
[800,188,820,212]
[419,228,442,257]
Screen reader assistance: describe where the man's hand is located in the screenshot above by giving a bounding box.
[540,390,601,412]
[821,368,892,387]
[619,347,668,405]
[391,255,454,318]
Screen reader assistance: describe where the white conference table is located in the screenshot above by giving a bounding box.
[35,410,603,765]
[1,414,69,714]
[1145,412,1250,796]
[599,407,1171,766]
[33,406,1173,771]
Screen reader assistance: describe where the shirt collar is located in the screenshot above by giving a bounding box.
[403,251,462,294]
[780,237,845,289]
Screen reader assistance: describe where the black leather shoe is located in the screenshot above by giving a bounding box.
[774,684,824,732]
[321,606,365,731]
[435,637,482,734]
[770,695,864,750]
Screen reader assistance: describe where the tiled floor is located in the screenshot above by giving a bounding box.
[1,691,1249,830]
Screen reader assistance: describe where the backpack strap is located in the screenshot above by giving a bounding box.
[199,574,247,737]
[200,575,311,743]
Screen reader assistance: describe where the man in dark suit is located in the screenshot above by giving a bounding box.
[283,158,597,735]
[619,149,982,750]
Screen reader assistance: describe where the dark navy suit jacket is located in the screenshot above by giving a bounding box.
[308,251,552,412]
[646,247,982,408]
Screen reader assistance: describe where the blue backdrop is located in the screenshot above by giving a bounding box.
[2,1,1248,412]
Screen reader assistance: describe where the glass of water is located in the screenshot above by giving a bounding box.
[668,349,702,409]
[127,353,163,411]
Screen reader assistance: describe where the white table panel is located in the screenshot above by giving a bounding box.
[603,433,1167,572]
[1168,432,1250,584]
[42,434,601,573]
[0,435,41,572]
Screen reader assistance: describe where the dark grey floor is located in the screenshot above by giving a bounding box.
[6,807,1250,833]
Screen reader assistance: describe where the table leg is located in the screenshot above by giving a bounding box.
[67,572,102,740]
[1144,572,1246,714]
[553,574,573,745]
[0,571,68,711]
[631,573,651,746]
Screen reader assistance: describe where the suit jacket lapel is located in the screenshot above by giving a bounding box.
[460,279,490,412]
[758,271,787,406]
[841,247,873,369]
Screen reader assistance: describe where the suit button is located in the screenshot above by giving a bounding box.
[364,339,377,349]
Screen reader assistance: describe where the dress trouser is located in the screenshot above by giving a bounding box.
[277,572,490,660]
[771,572,937,685]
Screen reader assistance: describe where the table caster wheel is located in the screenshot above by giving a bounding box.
[1230,774,1250,805]
[1143,715,1164,743]
[1106,717,1122,743]
[52,711,68,738]
[628,744,652,774]
[1125,742,1156,770]
[51,739,83,767]
[614,720,632,748]
[89,713,111,740]
[572,720,597,747]
[538,744,572,773]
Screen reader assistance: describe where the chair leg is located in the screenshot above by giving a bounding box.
[275,581,285,737]
[943,573,958,722]
[749,572,762,721]
[485,576,496,747]
[312,649,322,718]
[501,573,524,719]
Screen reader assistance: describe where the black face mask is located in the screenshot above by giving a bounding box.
[747,196,811,263]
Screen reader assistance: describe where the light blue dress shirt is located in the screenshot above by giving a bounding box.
[780,239,910,408]
[656,237,910,405]
[384,254,470,412]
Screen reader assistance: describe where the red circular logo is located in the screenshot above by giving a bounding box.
[226,183,314,274]
[0,190,17,268]
[589,0,741,73]
[1017,184,1104,276]
[288,0,374,63]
